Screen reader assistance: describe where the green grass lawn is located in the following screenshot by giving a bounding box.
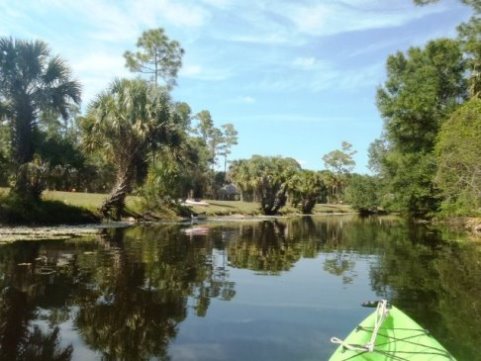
[190,199,353,216]
[42,191,354,217]
[2,188,354,219]
[190,200,262,216]
[42,190,141,213]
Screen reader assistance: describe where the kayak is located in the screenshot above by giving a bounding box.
[329,301,456,360]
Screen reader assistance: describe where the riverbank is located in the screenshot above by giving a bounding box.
[42,190,354,217]
[0,193,100,226]
[0,189,354,229]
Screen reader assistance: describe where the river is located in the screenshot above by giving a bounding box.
[0,216,479,360]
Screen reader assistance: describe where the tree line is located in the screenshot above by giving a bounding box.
[0,27,361,221]
[0,29,239,220]
[3,0,481,221]
[345,0,481,218]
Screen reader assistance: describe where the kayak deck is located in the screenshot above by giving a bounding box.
[329,306,456,360]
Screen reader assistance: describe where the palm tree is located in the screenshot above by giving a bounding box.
[0,37,81,199]
[287,170,326,214]
[82,78,173,220]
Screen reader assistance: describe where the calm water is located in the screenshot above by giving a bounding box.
[0,216,480,361]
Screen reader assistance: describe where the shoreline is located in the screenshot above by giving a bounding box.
[2,213,481,242]
[0,212,357,241]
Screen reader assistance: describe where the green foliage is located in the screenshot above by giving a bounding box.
[193,110,238,173]
[344,174,382,214]
[288,170,326,214]
[321,142,356,203]
[372,38,467,217]
[435,98,481,215]
[417,1,481,97]
[322,141,356,174]
[141,155,191,212]
[229,156,301,215]
[218,123,238,173]
[195,110,214,143]
[457,16,481,97]
[383,152,440,217]
[0,37,81,200]
[124,28,184,88]
[0,123,11,186]
[377,39,466,153]
[81,78,175,219]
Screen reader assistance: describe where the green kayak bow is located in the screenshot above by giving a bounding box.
[329,300,456,360]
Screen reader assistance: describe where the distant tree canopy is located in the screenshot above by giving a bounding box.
[321,142,356,203]
[124,28,184,89]
[229,156,301,215]
[322,141,356,174]
[344,174,382,214]
[288,170,326,214]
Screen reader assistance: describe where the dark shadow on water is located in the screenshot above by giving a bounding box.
[0,216,479,360]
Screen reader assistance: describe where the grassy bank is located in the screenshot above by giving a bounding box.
[0,189,354,225]
[0,195,99,226]
[42,190,354,217]
[42,190,140,213]
[188,200,353,217]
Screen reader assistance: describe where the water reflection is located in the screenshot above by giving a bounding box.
[0,217,479,360]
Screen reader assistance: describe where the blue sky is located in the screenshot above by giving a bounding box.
[0,0,472,172]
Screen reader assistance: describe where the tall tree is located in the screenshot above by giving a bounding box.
[414,0,481,97]
[322,141,356,174]
[0,37,81,199]
[195,110,214,143]
[373,38,467,216]
[322,142,356,202]
[81,79,174,220]
[194,110,226,170]
[124,28,184,89]
[219,123,238,174]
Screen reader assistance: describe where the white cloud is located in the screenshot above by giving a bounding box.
[292,57,317,70]
[32,0,210,45]
[275,0,448,37]
[180,64,203,77]
[199,0,232,9]
[72,53,126,73]
[131,0,209,28]
[233,114,355,123]
[238,96,256,104]
[252,60,384,94]
[226,32,290,45]
[179,64,232,81]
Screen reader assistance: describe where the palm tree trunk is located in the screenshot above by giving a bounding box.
[12,107,37,200]
[100,164,133,221]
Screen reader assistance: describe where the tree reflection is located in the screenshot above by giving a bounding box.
[368,227,481,360]
[0,251,73,361]
[0,217,479,361]
[226,218,339,274]
[74,226,236,361]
